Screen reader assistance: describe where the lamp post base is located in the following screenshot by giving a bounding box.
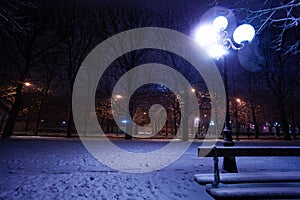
[222,128,238,173]
[125,133,132,140]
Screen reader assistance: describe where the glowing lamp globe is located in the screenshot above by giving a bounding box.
[233,24,255,44]
[194,25,216,47]
[212,16,228,30]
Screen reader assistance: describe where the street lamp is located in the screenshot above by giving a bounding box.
[114,94,123,99]
[194,15,255,172]
[24,82,31,87]
[194,16,255,59]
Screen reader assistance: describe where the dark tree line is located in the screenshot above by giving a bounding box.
[0,0,299,139]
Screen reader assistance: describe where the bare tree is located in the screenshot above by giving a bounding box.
[95,4,156,139]
[0,1,57,138]
[234,65,268,139]
[213,0,300,54]
[54,0,100,137]
[33,57,60,135]
[238,26,299,140]
[0,0,34,36]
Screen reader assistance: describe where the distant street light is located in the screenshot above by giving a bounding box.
[194,15,255,172]
[121,120,128,124]
[22,82,36,93]
[115,94,122,99]
[24,82,31,87]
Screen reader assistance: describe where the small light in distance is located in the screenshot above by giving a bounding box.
[121,120,128,124]
[24,82,31,86]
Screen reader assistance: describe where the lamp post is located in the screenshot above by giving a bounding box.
[194,15,255,172]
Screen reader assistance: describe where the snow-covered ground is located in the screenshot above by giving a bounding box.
[1,137,300,200]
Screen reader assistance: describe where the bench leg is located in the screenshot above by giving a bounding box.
[222,141,238,173]
[213,146,220,185]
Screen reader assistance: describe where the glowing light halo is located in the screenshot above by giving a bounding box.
[199,6,237,37]
[193,7,255,58]
[193,25,228,58]
[193,24,216,47]
[208,44,228,58]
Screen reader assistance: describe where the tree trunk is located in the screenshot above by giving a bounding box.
[124,123,132,140]
[250,103,259,139]
[66,107,73,138]
[277,98,291,140]
[290,91,296,140]
[0,113,6,133]
[182,117,188,141]
[291,111,296,140]
[35,101,44,136]
[173,105,177,136]
[2,84,23,138]
[165,120,168,138]
[182,93,189,141]
[35,83,51,136]
[24,119,29,132]
[66,84,74,138]
[235,107,239,141]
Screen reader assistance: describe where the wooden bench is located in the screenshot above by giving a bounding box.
[194,146,300,199]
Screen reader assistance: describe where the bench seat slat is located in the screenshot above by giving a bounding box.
[207,182,300,199]
[195,171,300,185]
[198,146,300,157]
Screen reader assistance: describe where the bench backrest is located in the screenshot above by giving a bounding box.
[198,146,300,157]
[198,145,300,185]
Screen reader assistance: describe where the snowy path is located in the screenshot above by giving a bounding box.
[1,138,300,200]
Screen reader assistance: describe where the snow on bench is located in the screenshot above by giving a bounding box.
[207,182,300,199]
[194,146,300,199]
[195,171,300,185]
